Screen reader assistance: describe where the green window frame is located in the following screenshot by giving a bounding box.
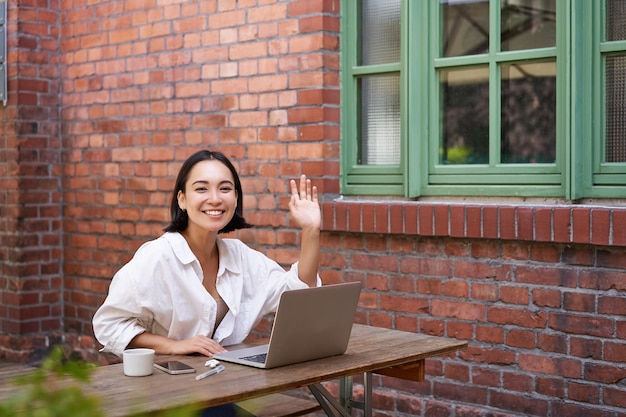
[341,0,626,199]
[581,0,626,197]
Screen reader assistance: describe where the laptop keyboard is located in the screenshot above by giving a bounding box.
[241,353,267,364]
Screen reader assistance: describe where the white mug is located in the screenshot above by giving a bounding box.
[122,348,155,377]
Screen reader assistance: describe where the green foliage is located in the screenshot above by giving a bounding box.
[0,346,199,417]
[0,346,103,417]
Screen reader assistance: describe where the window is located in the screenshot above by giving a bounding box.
[341,0,626,199]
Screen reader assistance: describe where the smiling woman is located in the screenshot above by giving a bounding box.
[179,161,240,237]
[165,150,251,235]
[175,158,245,301]
[92,149,322,367]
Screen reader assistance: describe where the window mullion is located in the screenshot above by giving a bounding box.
[489,0,500,167]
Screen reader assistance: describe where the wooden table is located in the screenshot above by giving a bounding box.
[0,324,467,416]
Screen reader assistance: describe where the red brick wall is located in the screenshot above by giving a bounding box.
[321,201,626,416]
[0,0,64,362]
[1,1,625,416]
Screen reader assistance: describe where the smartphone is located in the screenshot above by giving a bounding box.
[154,360,196,375]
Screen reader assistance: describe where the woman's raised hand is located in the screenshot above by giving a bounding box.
[288,174,320,231]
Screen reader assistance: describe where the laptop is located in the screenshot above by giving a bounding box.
[213,281,362,369]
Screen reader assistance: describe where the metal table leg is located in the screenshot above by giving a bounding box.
[309,372,373,417]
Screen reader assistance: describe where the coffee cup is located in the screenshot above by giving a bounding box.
[122,348,155,377]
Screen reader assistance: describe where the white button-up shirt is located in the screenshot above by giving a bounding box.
[92,232,320,357]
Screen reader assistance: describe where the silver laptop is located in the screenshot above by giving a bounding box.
[213,282,362,369]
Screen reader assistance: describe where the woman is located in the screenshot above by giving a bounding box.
[92,149,321,358]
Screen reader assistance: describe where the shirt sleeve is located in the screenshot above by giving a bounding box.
[92,246,156,357]
[258,260,322,316]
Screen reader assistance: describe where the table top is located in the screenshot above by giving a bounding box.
[1,324,467,416]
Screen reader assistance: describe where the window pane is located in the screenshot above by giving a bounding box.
[605,54,626,162]
[360,0,401,65]
[358,75,401,165]
[607,0,626,41]
[501,0,556,52]
[501,61,556,163]
[440,66,489,164]
[441,0,489,57]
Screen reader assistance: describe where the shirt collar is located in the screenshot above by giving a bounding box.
[215,237,241,276]
[162,232,196,264]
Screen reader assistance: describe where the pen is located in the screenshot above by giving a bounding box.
[195,364,225,381]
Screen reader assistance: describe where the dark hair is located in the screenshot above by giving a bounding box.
[163,150,253,234]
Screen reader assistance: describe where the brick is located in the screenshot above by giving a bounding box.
[249,74,288,92]
[248,4,287,22]
[518,353,581,378]
[176,82,211,97]
[347,203,360,232]
[470,241,499,259]
[382,204,404,234]
[192,114,226,128]
[534,207,552,241]
[230,111,267,127]
[431,314,459,332]
[506,329,535,349]
[563,292,596,313]
[597,248,626,269]
[431,300,484,321]
[500,286,529,305]
[591,208,611,245]
[471,283,498,302]
[352,253,398,273]
[433,204,448,236]
[417,204,433,235]
[360,203,375,234]
[416,277,442,295]
[598,295,626,316]
[604,386,626,408]
[548,312,614,338]
[459,345,516,365]
[532,288,561,308]
[584,363,626,384]
[499,206,516,240]
[454,260,509,281]
[553,207,571,242]
[502,370,533,393]
[449,205,465,237]
[490,391,548,415]
[404,204,417,235]
[515,265,577,287]
[401,256,452,277]
[517,207,534,241]
[562,245,594,266]
[442,281,468,299]
[537,332,567,354]
[612,209,626,246]
[604,341,626,363]
[466,206,481,238]
[374,204,388,234]
[570,336,603,359]
[380,294,428,313]
[476,325,504,344]
[209,10,246,28]
[572,207,591,244]
[488,306,546,328]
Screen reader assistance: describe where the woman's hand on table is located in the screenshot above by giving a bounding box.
[169,335,227,357]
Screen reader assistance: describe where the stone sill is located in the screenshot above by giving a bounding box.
[320,200,626,247]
